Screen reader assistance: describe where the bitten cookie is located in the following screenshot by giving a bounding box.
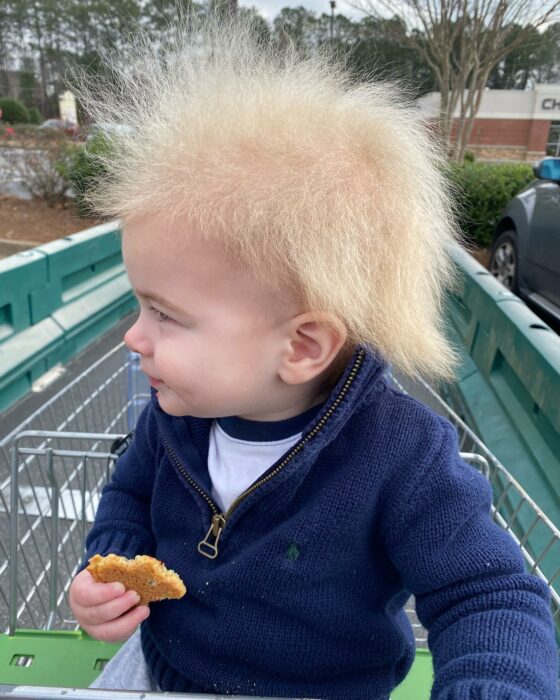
[87,554,186,605]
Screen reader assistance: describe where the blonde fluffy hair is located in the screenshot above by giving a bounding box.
[71,17,460,380]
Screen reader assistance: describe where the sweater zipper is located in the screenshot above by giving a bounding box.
[164,349,365,560]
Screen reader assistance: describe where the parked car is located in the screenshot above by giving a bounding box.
[489,157,560,322]
[85,122,132,142]
[38,118,80,138]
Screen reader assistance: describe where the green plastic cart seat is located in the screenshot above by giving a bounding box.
[392,649,433,698]
[0,629,121,688]
[0,629,433,697]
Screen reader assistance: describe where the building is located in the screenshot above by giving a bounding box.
[58,90,78,124]
[418,84,560,161]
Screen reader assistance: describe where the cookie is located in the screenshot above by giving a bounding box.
[87,554,186,605]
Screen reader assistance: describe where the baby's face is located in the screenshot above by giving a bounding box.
[122,217,300,419]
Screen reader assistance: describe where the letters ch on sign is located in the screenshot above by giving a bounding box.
[542,98,560,110]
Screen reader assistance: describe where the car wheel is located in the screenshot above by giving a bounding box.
[489,231,519,293]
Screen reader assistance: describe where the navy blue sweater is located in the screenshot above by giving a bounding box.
[85,348,557,698]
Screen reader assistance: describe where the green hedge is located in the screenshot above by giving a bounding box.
[68,134,112,217]
[0,97,30,124]
[28,107,42,125]
[448,162,534,247]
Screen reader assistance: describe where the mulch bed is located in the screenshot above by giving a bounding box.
[0,195,101,245]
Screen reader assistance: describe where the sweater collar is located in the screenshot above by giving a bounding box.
[297,344,386,445]
[155,345,387,491]
[216,403,324,442]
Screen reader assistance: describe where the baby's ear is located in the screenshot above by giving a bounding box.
[278,312,347,385]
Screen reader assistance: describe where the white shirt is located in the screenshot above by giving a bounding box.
[208,422,301,512]
[206,405,324,513]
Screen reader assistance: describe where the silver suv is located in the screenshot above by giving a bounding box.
[489,157,560,322]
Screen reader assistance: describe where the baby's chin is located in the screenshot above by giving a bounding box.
[154,389,190,417]
[154,390,220,419]
[155,385,272,420]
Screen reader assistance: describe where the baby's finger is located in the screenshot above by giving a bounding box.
[84,605,150,644]
[78,589,142,627]
[71,570,125,607]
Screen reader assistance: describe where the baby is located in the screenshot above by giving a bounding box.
[69,17,557,699]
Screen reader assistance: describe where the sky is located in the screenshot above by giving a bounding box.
[239,0,364,22]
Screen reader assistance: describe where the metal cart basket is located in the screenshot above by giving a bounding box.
[0,344,558,699]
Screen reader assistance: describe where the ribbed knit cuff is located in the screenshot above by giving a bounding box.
[432,679,549,700]
[432,655,558,700]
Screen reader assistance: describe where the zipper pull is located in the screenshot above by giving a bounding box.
[197,514,226,559]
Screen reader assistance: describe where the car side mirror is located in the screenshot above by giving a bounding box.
[533,157,560,182]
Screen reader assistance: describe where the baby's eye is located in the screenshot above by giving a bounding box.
[150,307,175,323]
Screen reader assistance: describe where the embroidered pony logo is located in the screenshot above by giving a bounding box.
[286,542,300,561]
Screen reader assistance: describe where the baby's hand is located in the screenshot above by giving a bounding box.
[69,569,150,643]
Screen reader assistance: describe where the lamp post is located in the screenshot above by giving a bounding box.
[329,0,336,40]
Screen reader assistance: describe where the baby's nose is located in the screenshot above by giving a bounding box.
[124,317,153,357]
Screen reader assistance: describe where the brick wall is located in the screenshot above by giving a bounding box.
[527,120,550,153]
[466,119,532,146]
[451,117,551,160]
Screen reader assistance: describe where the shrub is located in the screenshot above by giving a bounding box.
[11,124,41,139]
[0,97,30,124]
[447,162,534,247]
[34,126,71,146]
[0,124,16,139]
[0,123,74,149]
[67,134,112,217]
[0,138,81,207]
[28,107,42,125]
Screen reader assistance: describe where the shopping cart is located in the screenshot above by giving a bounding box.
[0,344,558,699]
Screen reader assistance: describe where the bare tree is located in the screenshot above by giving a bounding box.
[348,0,560,162]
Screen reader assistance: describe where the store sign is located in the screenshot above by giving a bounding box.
[542,98,560,110]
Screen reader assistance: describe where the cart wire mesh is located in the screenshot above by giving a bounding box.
[391,373,560,631]
[0,345,558,646]
[0,345,149,634]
